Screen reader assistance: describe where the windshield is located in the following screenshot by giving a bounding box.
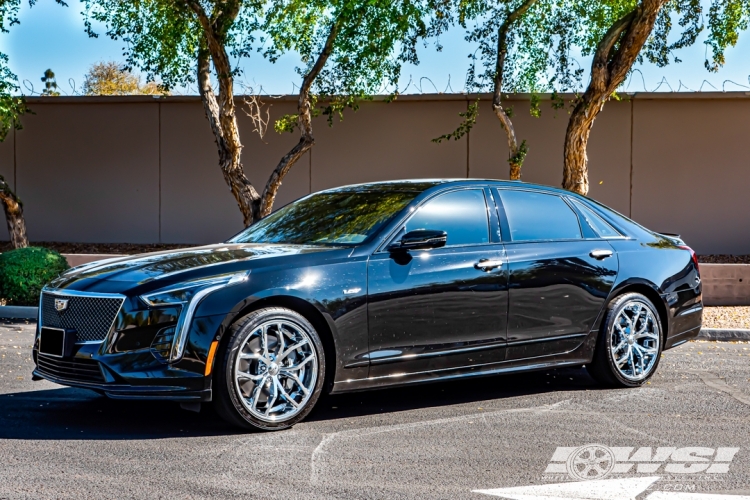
[229,189,422,246]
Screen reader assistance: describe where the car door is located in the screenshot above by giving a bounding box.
[366,187,508,377]
[493,188,619,361]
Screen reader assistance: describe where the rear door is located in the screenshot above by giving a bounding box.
[494,188,619,360]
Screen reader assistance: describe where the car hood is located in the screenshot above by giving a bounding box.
[47,243,343,293]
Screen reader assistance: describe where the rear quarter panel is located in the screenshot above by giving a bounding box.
[607,238,702,348]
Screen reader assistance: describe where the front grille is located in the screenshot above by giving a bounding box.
[41,293,124,343]
[36,353,105,384]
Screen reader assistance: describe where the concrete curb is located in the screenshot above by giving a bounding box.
[0,305,38,320]
[697,328,750,341]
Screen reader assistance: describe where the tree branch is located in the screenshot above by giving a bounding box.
[492,0,537,179]
[259,13,347,217]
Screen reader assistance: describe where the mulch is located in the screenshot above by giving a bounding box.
[0,241,200,254]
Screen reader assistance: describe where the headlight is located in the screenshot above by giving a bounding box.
[140,271,249,362]
[140,273,249,307]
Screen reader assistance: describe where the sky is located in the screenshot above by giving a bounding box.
[2,0,749,96]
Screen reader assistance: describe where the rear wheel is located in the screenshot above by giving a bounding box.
[213,307,325,431]
[586,293,663,387]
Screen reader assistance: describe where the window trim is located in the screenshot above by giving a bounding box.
[376,187,493,253]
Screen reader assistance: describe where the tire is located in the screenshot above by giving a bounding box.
[213,307,326,431]
[586,292,663,388]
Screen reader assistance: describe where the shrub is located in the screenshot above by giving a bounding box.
[0,247,69,306]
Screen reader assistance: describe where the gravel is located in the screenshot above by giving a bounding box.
[702,306,750,330]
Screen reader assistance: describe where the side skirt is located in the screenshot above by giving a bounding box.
[331,334,597,394]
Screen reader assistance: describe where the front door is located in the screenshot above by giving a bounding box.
[367,188,508,377]
[494,188,619,360]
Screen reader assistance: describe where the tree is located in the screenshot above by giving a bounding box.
[433,0,578,180]
[83,61,164,95]
[40,68,60,96]
[704,0,750,72]
[84,0,435,225]
[0,0,66,248]
[260,0,433,216]
[561,0,705,195]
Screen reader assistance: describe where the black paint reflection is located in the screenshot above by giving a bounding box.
[505,240,618,360]
[367,244,508,375]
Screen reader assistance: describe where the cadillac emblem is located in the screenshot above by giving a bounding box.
[54,298,69,312]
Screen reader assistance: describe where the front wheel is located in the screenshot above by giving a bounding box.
[586,292,663,387]
[213,307,326,431]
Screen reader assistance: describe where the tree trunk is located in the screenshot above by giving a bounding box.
[189,2,261,226]
[0,175,28,249]
[492,0,536,180]
[259,16,344,218]
[509,162,522,180]
[563,0,667,195]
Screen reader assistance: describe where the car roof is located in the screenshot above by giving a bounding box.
[322,179,575,197]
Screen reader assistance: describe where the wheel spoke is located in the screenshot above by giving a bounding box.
[250,376,266,412]
[276,323,286,355]
[280,370,310,395]
[239,352,264,361]
[236,370,264,381]
[261,325,269,358]
[628,348,635,373]
[278,339,309,363]
[615,348,630,368]
[275,378,300,409]
[285,354,315,371]
[265,376,278,414]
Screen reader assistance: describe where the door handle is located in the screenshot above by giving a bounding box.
[590,249,613,260]
[474,258,504,271]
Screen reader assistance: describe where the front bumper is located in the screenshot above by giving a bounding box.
[32,366,212,402]
[31,315,226,403]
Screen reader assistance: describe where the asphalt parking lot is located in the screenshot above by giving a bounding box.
[0,321,748,499]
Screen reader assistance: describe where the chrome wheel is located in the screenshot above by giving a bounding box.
[233,319,318,423]
[609,299,660,381]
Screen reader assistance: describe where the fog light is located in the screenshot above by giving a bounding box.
[151,326,176,363]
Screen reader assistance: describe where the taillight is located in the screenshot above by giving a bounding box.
[678,245,699,274]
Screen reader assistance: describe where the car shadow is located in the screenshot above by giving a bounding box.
[0,367,599,440]
[309,366,599,422]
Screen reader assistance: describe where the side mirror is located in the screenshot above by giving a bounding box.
[389,229,447,252]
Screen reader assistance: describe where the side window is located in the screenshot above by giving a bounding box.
[570,199,621,238]
[405,189,489,247]
[499,190,582,241]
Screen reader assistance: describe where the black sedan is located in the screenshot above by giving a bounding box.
[33,180,702,430]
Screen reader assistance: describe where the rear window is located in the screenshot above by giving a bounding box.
[498,190,582,241]
[570,199,621,238]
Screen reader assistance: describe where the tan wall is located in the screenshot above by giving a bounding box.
[1,93,748,254]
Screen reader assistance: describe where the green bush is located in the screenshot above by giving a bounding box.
[0,247,69,306]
